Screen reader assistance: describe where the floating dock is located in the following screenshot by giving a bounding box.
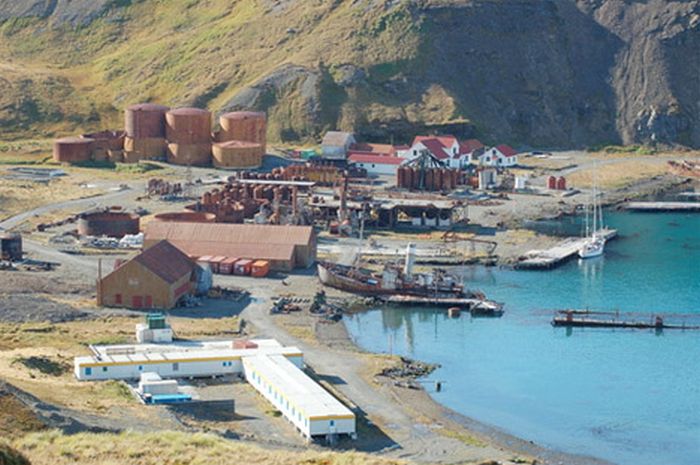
[381,295,504,316]
[552,310,700,331]
[625,202,700,212]
[516,228,617,270]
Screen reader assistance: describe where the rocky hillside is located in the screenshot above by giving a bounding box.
[0,0,698,148]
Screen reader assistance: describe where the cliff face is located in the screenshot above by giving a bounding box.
[0,0,698,148]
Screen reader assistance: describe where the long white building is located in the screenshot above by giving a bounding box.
[243,354,356,439]
[74,338,356,440]
[74,339,302,381]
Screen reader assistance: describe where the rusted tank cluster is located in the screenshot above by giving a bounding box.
[547,176,567,190]
[191,181,300,224]
[52,104,268,168]
[396,166,461,191]
[152,211,217,223]
[244,163,343,186]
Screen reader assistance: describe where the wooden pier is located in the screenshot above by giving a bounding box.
[625,201,700,212]
[515,228,617,270]
[552,311,700,331]
[381,295,504,316]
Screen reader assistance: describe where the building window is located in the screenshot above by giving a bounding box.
[138,365,143,371]
[371,164,375,168]
[85,367,92,376]
[173,362,179,371]
[102,366,108,372]
[330,420,335,427]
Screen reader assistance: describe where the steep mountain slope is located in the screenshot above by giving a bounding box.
[0,0,698,148]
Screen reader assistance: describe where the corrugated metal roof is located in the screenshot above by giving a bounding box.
[321,131,354,147]
[133,240,196,284]
[145,222,314,246]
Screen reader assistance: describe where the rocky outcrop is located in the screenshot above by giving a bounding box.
[0,0,116,27]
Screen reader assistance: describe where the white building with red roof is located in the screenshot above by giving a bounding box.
[405,136,484,169]
[477,144,519,167]
[347,153,405,176]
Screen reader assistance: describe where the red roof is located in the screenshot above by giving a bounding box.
[349,143,396,156]
[348,153,404,165]
[496,144,518,157]
[413,135,458,148]
[417,138,450,160]
[459,139,484,154]
[133,240,196,284]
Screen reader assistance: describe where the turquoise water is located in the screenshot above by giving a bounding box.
[345,211,700,465]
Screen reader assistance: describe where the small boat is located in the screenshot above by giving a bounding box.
[579,170,606,259]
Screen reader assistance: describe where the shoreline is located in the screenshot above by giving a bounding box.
[313,302,614,465]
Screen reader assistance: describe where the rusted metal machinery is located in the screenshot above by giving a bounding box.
[191,181,309,225]
[218,111,267,153]
[78,208,140,238]
[396,149,460,191]
[145,178,184,198]
[212,140,264,169]
[124,103,170,162]
[165,107,212,166]
[53,137,94,163]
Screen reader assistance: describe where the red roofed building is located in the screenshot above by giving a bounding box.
[406,135,484,168]
[97,240,198,309]
[477,144,519,167]
[347,153,405,176]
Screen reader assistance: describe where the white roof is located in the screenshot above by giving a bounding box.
[243,354,354,420]
[76,339,299,367]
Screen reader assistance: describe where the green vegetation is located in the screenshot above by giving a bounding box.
[0,0,459,144]
[11,356,68,376]
[12,430,406,465]
[589,144,658,155]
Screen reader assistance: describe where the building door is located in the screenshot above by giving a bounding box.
[145,295,153,308]
[132,295,143,308]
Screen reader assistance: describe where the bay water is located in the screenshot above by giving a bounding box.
[345,211,700,465]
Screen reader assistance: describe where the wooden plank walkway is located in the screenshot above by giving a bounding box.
[625,201,700,212]
[515,228,617,270]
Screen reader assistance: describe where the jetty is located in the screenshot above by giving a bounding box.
[552,310,700,331]
[516,228,617,270]
[381,295,504,316]
[625,201,700,212]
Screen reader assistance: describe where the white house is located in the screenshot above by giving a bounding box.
[405,136,484,169]
[321,131,356,160]
[477,145,518,167]
[347,153,404,176]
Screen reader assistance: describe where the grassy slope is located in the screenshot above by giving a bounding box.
[10,430,405,465]
[0,1,455,143]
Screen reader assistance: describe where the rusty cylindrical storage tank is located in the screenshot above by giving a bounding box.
[124,137,167,161]
[557,176,567,190]
[153,212,216,223]
[53,137,94,163]
[78,211,140,238]
[0,232,22,261]
[219,111,266,152]
[212,140,264,169]
[167,142,212,166]
[548,176,557,189]
[166,108,212,145]
[81,131,125,161]
[125,103,169,138]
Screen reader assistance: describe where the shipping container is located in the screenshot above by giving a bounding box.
[234,259,253,276]
[220,257,239,275]
[209,256,227,274]
[251,260,270,278]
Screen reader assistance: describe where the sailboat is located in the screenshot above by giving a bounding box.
[578,173,606,259]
